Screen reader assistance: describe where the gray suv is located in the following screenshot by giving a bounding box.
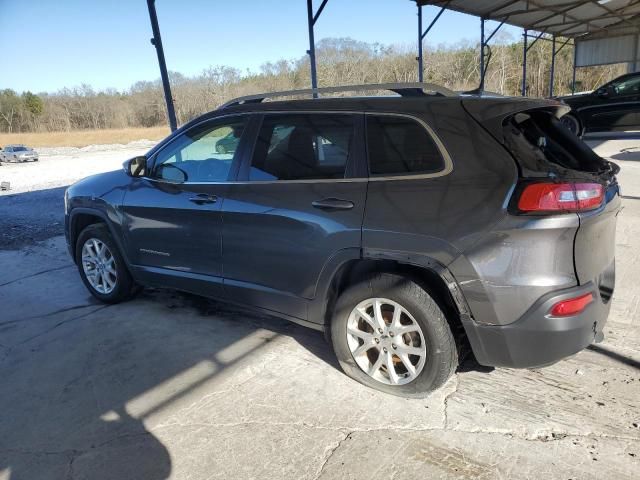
[64,84,620,397]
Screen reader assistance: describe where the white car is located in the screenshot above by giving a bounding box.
[0,144,39,163]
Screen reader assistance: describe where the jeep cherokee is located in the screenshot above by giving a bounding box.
[64,83,620,397]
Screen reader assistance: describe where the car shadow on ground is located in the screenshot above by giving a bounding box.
[611,149,640,162]
[0,279,347,479]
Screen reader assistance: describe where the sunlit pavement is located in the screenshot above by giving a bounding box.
[0,137,639,479]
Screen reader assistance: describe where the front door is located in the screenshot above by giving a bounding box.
[583,75,640,131]
[221,112,367,321]
[121,115,249,297]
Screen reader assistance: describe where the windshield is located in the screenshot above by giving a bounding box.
[12,146,27,152]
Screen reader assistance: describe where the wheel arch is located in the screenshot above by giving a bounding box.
[69,208,131,267]
[311,251,472,343]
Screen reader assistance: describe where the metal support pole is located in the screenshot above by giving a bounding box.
[417,5,446,83]
[572,43,578,94]
[418,5,424,82]
[522,29,528,97]
[632,33,639,73]
[306,0,328,95]
[146,0,177,132]
[549,35,556,97]
[480,18,485,92]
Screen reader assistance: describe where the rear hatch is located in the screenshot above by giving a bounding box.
[463,98,621,290]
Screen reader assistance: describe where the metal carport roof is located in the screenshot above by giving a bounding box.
[417,0,640,39]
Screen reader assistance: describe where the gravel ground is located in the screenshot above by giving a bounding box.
[0,141,154,250]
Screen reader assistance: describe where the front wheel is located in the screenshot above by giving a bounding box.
[560,113,583,136]
[75,223,137,304]
[330,273,458,397]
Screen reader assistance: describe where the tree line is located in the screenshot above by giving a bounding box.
[0,36,626,133]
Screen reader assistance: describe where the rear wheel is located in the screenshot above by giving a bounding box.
[330,273,458,397]
[75,223,137,304]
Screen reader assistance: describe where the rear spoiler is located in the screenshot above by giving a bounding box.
[462,98,570,145]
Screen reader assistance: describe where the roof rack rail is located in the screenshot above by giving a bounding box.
[219,82,456,109]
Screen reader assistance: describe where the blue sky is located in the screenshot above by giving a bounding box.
[0,0,519,94]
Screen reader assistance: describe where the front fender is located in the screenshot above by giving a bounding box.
[67,206,131,268]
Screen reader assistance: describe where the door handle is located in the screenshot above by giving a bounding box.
[312,198,355,211]
[189,193,217,205]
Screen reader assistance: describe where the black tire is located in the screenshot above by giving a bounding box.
[560,113,583,136]
[75,223,137,304]
[330,273,458,397]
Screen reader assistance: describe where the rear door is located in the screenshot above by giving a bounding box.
[221,112,367,321]
[121,115,250,297]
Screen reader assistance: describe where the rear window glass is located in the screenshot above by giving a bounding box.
[250,114,353,181]
[504,111,605,173]
[366,116,445,177]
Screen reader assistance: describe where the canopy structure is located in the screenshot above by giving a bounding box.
[418,1,640,39]
[146,0,640,131]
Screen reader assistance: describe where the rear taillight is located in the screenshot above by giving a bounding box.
[518,182,604,213]
[549,293,594,317]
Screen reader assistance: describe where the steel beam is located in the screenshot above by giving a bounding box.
[480,18,486,92]
[418,5,424,82]
[479,18,505,92]
[417,5,447,82]
[147,0,177,132]
[525,31,545,52]
[572,43,578,94]
[522,29,528,96]
[549,35,556,97]
[306,0,328,96]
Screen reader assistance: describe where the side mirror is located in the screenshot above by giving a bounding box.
[123,156,147,177]
[595,87,609,98]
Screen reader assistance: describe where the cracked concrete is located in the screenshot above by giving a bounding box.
[0,138,639,479]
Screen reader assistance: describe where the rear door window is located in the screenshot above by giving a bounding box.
[366,115,445,177]
[249,114,354,181]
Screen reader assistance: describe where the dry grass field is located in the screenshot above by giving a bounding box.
[0,126,170,148]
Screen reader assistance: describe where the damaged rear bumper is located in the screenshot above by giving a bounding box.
[462,281,611,368]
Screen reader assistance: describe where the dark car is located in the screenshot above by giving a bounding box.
[558,72,640,135]
[0,144,39,163]
[64,83,620,397]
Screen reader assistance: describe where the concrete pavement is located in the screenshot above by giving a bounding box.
[0,137,639,479]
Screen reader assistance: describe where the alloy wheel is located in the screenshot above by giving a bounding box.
[81,238,117,294]
[346,298,427,386]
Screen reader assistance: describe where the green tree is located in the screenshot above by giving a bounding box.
[22,91,44,116]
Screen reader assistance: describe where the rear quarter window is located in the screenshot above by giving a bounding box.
[504,111,606,173]
[366,115,445,177]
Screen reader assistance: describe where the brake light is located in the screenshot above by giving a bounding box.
[518,183,604,212]
[549,293,594,317]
